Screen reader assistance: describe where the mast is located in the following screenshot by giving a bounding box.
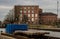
[57,1,59,17]
[56,1,59,26]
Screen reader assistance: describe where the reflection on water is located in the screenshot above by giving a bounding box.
[0,28,5,33]
[39,30,60,38]
[0,28,60,38]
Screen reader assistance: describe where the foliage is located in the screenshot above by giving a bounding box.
[22,14,28,24]
[53,21,60,28]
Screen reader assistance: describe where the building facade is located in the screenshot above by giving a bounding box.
[39,9,43,24]
[14,5,42,24]
[40,12,57,25]
[3,5,58,25]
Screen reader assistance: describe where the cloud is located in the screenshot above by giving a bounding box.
[0,9,9,21]
[14,0,38,5]
[0,0,16,6]
[0,5,13,21]
[0,0,60,21]
[0,5,13,9]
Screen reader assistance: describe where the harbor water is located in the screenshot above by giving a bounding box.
[0,28,5,33]
[0,28,60,38]
[39,30,60,38]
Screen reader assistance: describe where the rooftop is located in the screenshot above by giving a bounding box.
[15,5,39,7]
[41,12,57,16]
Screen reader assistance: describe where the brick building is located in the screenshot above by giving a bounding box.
[40,12,57,24]
[5,5,57,25]
[39,9,43,24]
[14,5,42,24]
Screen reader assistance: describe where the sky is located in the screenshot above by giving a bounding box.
[0,0,60,21]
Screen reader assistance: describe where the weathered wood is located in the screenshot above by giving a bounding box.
[43,36,60,39]
[35,28,60,32]
[14,29,49,35]
[1,33,34,39]
[14,29,49,39]
[0,35,15,39]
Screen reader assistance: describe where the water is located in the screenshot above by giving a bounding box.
[0,28,5,33]
[0,28,60,38]
[39,30,60,38]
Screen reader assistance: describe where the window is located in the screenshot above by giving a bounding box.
[20,18,22,20]
[32,11,34,13]
[28,18,30,21]
[16,18,18,20]
[20,14,22,17]
[32,18,34,21]
[24,14,27,15]
[32,7,34,9]
[28,10,30,13]
[24,10,26,13]
[35,14,38,17]
[20,10,22,13]
[35,18,37,20]
[28,7,30,9]
[20,8,22,9]
[32,14,34,17]
[24,7,26,9]
[28,14,30,17]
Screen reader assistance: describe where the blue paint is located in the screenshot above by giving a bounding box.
[6,24,28,34]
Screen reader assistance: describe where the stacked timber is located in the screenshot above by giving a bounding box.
[1,33,34,39]
[0,35,15,39]
[14,29,49,39]
[14,29,49,35]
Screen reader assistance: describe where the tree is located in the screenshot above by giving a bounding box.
[0,21,2,27]
[22,14,28,24]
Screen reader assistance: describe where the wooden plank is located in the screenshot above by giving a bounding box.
[14,29,49,36]
[0,35,15,39]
